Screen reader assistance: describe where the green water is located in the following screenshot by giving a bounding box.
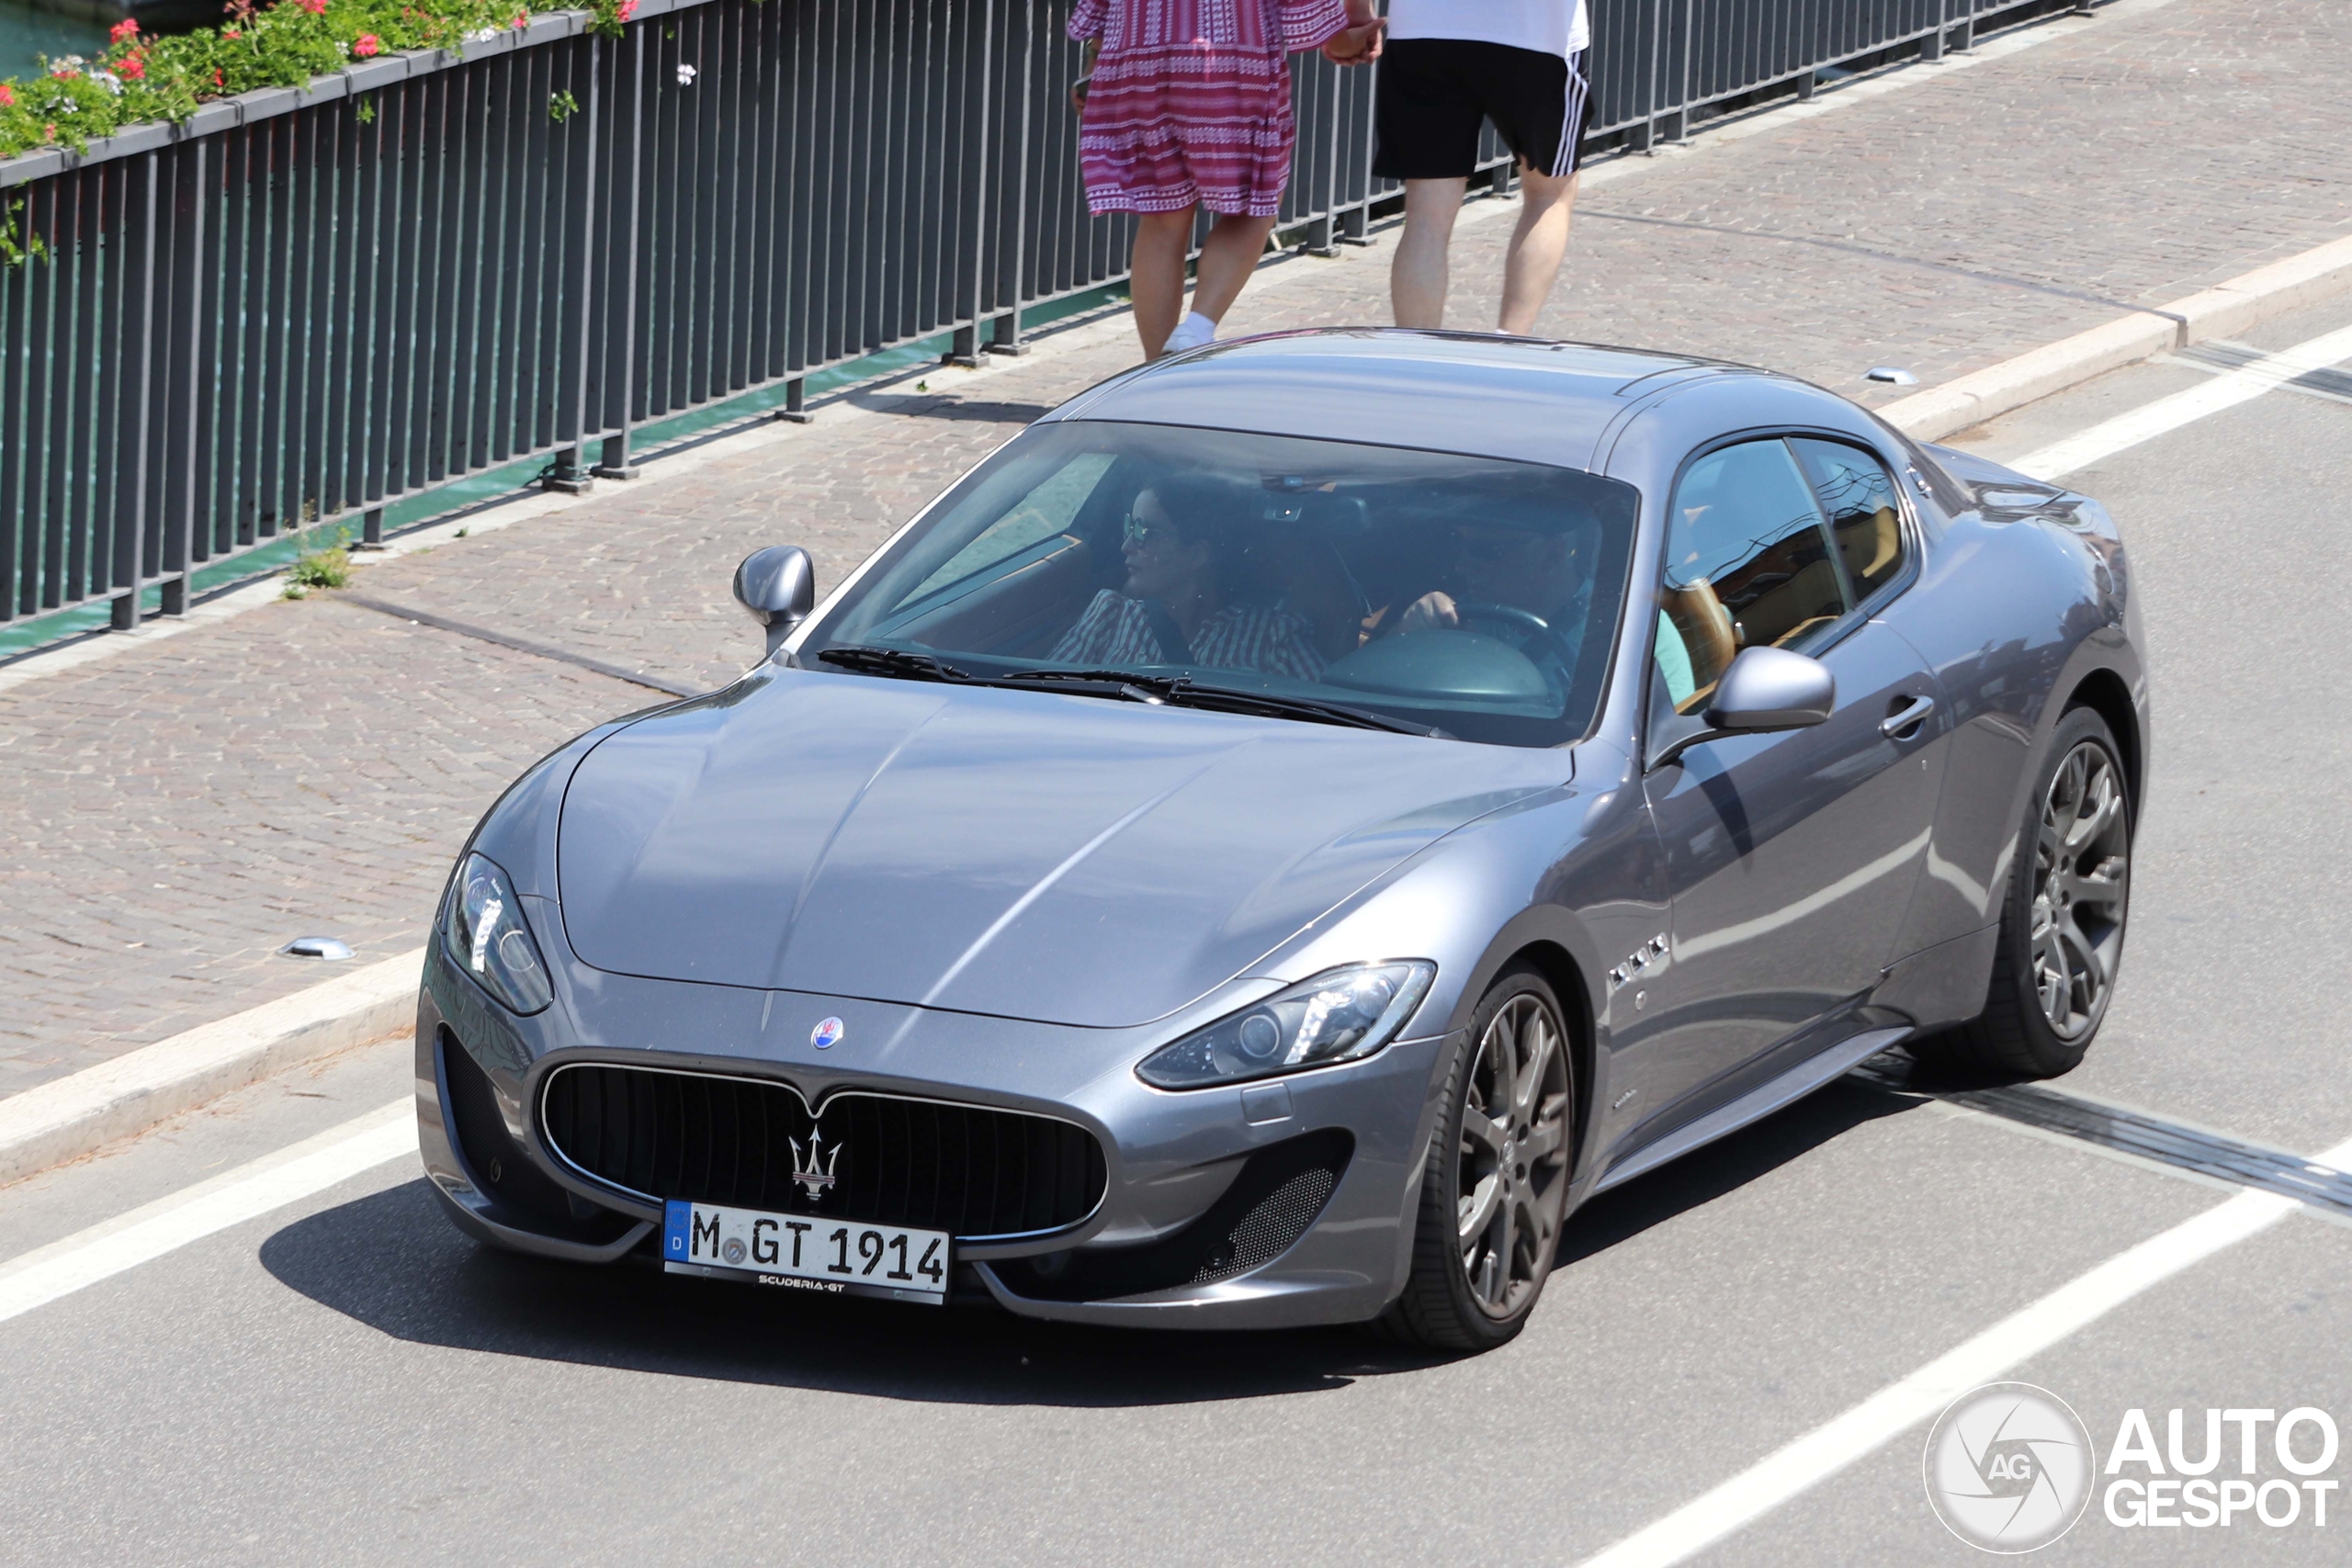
[0,283,1130,660]
[0,1,107,78]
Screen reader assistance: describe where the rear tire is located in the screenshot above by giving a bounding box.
[1914,706,2132,1079]
[1385,964,1576,1353]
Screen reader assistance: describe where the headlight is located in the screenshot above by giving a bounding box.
[442,853,554,1015]
[1136,962,1436,1089]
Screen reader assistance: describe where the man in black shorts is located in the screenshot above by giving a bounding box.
[1340,1,1592,335]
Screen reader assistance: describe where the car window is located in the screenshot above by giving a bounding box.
[1792,438,1907,604]
[802,422,1643,749]
[1654,438,1849,715]
[906,453,1118,600]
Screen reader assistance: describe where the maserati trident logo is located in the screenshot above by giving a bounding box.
[789,1126,843,1201]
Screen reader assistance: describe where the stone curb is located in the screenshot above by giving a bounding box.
[0,949,424,1188]
[1879,233,2352,442]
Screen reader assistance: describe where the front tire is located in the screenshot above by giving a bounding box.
[1387,964,1576,1352]
[1916,706,2132,1079]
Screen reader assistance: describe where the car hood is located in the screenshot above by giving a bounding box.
[556,669,1565,1027]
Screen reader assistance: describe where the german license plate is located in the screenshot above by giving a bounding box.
[662,1199,950,1305]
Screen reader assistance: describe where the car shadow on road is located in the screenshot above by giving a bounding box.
[258,1180,1446,1406]
[1555,1077,1924,1269]
[261,1077,1923,1404]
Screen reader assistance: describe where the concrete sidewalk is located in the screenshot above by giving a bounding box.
[2,0,2346,1105]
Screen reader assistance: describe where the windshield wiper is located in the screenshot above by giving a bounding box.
[815,645,975,682]
[1161,682,1451,739]
[827,652,1446,738]
[1010,670,1446,738]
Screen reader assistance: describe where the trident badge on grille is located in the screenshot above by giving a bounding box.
[789,1126,842,1202]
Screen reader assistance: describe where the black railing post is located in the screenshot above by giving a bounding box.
[159,141,207,616]
[110,152,161,632]
[547,31,603,495]
[596,18,646,479]
[986,0,1034,355]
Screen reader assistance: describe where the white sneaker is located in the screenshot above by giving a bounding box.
[1161,311,1218,355]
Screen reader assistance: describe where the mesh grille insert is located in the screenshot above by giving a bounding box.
[539,1063,1106,1240]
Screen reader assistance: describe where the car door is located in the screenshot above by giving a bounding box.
[1631,434,1947,1114]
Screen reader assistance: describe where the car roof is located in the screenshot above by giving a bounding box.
[1048,328,1781,472]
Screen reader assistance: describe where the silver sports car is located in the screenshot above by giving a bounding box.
[416,330,2145,1350]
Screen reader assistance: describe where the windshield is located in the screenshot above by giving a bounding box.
[798,422,1641,747]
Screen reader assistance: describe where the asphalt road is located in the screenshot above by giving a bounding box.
[3,297,2349,1567]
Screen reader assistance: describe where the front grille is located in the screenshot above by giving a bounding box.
[538,1063,1107,1240]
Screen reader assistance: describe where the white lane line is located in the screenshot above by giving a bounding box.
[1574,1131,2352,1568]
[0,1099,415,1326]
[2012,322,2352,481]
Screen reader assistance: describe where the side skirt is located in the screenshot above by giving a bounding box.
[1591,1026,1912,1193]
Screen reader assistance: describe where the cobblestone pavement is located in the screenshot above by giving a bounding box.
[2,0,2346,1095]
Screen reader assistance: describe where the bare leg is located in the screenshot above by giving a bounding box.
[1391,177,1466,328]
[1498,163,1579,336]
[1187,211,1282,325]
[1130,207,1197,359]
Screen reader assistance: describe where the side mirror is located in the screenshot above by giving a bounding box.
[733,546,815,659]
[1653,646,1836,768]
[1707,646,1837,731]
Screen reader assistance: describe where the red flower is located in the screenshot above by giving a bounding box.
[223,27,241,39]
[118,54,146,79]
[214,68,225,87]
[0,84,13,107]
[512,11,527,28]
[616,0,637,20]
[353,33,379,56]
[295,0,325,14]
[110,17,140,43]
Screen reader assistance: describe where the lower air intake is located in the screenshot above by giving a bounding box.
[994,1128,1352,1302]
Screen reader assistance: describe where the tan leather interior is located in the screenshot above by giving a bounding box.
[1838,505,1901,593]
[1661,578,1737,711]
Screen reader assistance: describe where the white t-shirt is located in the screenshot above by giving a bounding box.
[1386,1,1591,59]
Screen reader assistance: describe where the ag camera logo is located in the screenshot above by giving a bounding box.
[1923,1383,2097,1552]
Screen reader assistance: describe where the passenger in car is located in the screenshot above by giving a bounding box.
[1049,479,1325,679]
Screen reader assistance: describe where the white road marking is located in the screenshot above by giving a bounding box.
[0,1100,415,1326]
[2011,322,2352,481]
[1574,1131,2352,1568]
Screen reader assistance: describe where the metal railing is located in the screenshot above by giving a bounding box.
[1,0,2075,632]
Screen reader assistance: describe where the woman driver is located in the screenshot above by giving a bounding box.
[1051,479,1324,680]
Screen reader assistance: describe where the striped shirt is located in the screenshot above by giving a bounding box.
[1051,591,1327,682]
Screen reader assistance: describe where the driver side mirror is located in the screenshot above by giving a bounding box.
[733,546,816,659]
[1652,646,1836,768]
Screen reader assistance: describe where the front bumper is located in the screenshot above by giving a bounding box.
[415,942,1456,1330]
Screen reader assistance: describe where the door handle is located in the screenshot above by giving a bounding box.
[1880,694,1936,739]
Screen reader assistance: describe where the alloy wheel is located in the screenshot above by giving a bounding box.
[2030,739,2130,1041]
[1456,993,1572,1319]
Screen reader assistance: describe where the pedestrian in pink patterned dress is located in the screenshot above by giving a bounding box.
[1069,0,1381,360]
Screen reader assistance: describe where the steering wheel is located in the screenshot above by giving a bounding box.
[1449,601,1577,676]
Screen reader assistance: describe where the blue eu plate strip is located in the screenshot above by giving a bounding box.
[663,1200,692,1260]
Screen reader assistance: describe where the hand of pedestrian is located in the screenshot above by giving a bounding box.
[1071,39,1100,113]
[1070,75,1091,113]
[1322,17,1385,66]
